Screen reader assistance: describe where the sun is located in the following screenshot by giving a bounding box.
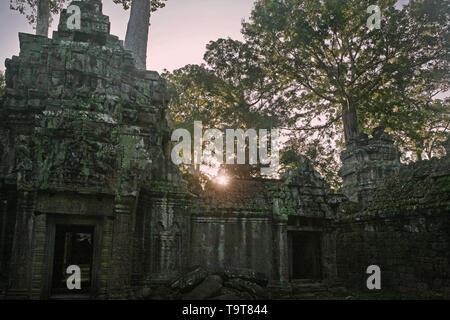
[216,175,229,186]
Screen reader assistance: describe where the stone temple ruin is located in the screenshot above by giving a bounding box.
[0,1,448,299]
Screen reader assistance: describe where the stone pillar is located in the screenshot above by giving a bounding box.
[108,196,135,299]
[0,189,9,298]
[96,216,114,299]
[29,213,47,299]
[321,225,338,285]
[7,191,37,299]
[271,215,289,284]
[130,193,149,292]
[0,195,7,277]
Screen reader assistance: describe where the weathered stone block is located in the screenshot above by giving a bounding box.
[182,275,223,300]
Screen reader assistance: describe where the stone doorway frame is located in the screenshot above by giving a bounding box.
[43,215,103,299]
[287,230,323,281]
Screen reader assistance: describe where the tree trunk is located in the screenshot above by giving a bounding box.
[36,0,50,37]
[342,98,360,144]
[125,0,151,70]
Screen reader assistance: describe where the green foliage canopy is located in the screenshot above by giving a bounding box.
[0,71,5,101]
[166,0,449,188]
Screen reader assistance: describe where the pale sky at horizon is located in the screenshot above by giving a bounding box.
[0,0,256,74]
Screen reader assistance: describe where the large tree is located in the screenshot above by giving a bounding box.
[208,0,448,180]
[113,0,168,69]
[240,0,449,144]
[167,0,449,187]
[10,0,67,36]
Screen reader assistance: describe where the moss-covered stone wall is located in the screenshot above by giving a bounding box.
[336,210,449,298]
[336,153,450,298]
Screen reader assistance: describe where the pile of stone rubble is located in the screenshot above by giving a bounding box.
[137,267,269,300]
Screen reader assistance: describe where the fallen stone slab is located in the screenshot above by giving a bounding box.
[182,275,223,300]
[224,278,267,299]
[170,265,209,293]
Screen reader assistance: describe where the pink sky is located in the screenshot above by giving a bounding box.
[0,0,412,74]
[0,0,255,73]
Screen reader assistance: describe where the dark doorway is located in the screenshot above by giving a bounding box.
[289,232,322,280]
[51,225,94,295]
